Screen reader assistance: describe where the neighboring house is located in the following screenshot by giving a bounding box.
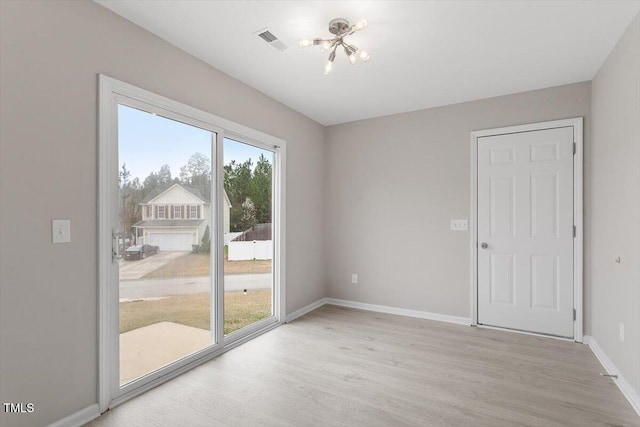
[132,183,231,251]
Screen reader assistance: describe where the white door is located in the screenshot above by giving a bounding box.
[149,233,192,251]
[477,126,574,337]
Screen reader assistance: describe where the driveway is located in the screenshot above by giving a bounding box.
[119,251,186,281]
[119,274,271,300]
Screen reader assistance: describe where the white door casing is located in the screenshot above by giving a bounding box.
[471,118,583,341]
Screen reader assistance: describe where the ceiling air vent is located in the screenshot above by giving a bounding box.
[255,28,288,52]
[258,30,278,43]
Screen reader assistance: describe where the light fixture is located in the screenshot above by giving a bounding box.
[300,18,371,75]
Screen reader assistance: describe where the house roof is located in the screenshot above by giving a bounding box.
[141,183,210,204]
[140,183,232,207]
[132,219,204,228]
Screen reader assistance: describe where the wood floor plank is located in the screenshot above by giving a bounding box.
[87,305,640,427]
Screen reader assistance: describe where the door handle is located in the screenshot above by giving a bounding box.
[480,242,488,249]
[112,231,124,261]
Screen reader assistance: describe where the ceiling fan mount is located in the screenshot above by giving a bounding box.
[328,18,350,35]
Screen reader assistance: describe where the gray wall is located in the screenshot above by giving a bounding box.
[325,83,591,318]
[0,1,325,426]
[589,13,640,396]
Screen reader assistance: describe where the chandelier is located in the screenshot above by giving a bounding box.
[299,18,371,75]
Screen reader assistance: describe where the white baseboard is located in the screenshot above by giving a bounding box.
[583,335,640,416]
[285,297,471,327]
[48,403,100,427]
[285,298,328,323]
[325,298,472,326]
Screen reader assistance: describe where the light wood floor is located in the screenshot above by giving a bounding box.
[88,305,640,427]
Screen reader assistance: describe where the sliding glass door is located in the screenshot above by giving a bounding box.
[117,104,218,386]
[100,75,285,410]
[223,138,275,335]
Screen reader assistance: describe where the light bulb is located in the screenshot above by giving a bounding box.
[320,41,332,53]
[324,61,333,75]
[349,53,358,65]
[299,38,314,48]
[358,50,370,62]
[353,19,368,31]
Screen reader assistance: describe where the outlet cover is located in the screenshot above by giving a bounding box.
[450,219,468,231]
[351,274,358,284]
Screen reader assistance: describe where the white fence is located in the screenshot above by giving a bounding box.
[228,240,273,261]
[224,232,243,245]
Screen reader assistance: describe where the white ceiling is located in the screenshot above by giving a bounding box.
[96,1,639,126]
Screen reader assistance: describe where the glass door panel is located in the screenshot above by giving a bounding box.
[117,104,216,385]
[223,138,274,335]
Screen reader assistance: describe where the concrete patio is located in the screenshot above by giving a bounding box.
[120,322,212,385]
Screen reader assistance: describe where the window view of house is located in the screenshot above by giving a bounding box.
[117,105,275,385]
[117,104,216,385]
[132,183,230,251]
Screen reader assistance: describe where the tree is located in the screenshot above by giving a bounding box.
[240,197,257,230]
[199,225,210,253]
[224,159,254,231]
[119,163,143,241]
[157,164,172,185]
[180,153,211,197]
[142,163,173,197]
[223,155,273,231]
[249,154,272,224]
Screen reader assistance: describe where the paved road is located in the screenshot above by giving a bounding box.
[119,274,271,300]
[119,251,184,281]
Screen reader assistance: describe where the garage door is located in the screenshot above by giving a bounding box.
[148,233,192,251]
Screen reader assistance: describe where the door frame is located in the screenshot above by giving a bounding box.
[469,118,583,342]
[98,74,286,412]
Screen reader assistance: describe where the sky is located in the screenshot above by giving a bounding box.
[118,104,273,181]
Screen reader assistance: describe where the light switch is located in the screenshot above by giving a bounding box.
[450,219,468,231]
[52,219,71,243]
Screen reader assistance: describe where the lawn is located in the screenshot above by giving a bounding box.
[120,289,272,335]
[144,252,271,279]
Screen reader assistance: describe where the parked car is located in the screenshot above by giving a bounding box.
[124,244,159,260]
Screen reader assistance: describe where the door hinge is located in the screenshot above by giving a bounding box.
[573,142,576,155]
[573,225,576,238]
[573,308,577,321]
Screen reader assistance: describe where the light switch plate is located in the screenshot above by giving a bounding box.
[450,219,468,231]
[52,219,71,243]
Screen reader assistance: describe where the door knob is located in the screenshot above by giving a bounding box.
[480,242,488,249]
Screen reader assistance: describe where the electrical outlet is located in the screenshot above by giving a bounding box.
[619,322,624,342]
[450,219,468,231]
[351,273,358,284]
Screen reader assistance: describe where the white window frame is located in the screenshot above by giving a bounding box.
[173,205,182,219]
[469,118,583,343]
[98,74,286,412]
[157,205,166,219]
